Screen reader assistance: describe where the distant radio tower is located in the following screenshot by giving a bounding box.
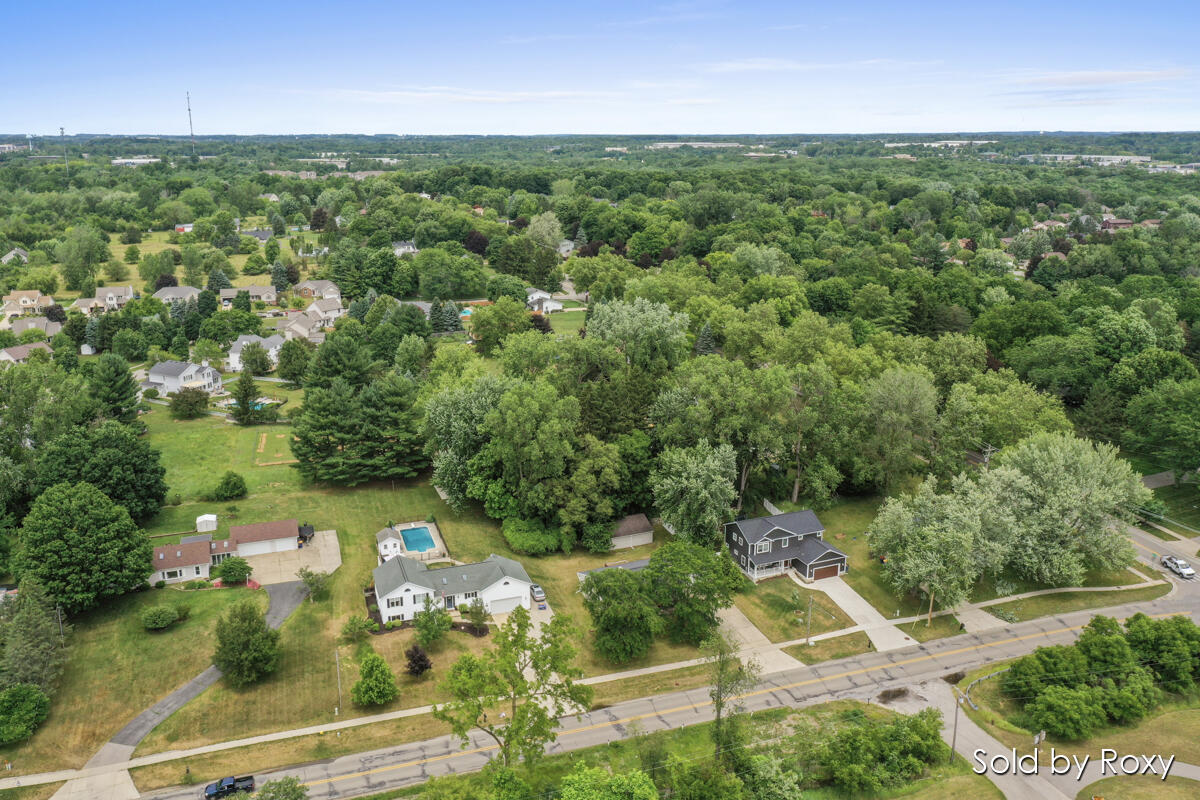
[186,92,196,155]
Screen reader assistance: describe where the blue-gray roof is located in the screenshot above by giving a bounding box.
[374,554,531,599]
[727,510,824,544]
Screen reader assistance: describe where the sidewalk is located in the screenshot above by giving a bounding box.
[794,575,913,651]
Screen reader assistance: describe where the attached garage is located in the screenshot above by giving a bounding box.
[230,519,299,557]
[812,564,841,581]
[486,593,527,614]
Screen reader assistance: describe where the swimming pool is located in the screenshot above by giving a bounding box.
[401,526,436,552]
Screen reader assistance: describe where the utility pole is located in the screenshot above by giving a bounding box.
[950,688,962,763]
[59,127,68,183]
[186,92,196,156]
[981,442,997,470]
[806,594,813,645]
[334,647,342,716]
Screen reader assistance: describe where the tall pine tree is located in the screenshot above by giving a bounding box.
[695,323,717,355]
[90,353,140,424]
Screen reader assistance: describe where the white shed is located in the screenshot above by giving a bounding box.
[196,514,218,533]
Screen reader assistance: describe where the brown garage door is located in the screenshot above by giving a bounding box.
[812,564,840,580]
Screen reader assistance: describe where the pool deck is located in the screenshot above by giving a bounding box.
[388,520,448,562]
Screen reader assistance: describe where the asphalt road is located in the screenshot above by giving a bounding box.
[143,556,1200,800]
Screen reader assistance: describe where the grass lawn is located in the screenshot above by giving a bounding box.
[984,584,1170,623]
[1152,483,1200,535]
[969,565,1146,604]
[589,664,712,708]
[898,613,964,643]
[784,631,873,665]
[549,309,586,336]
[0,785,64,800]
[0,586,262,776]
[1076,775,1200,799]
[733,576,853,643]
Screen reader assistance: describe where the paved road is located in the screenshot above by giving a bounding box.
[139,583,1200,800]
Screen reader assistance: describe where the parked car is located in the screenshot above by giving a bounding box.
[530,584,545,601]
[204,776,255,798]
[1161,555,1196,579]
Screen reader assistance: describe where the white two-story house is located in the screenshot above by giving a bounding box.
[373,554,533,623]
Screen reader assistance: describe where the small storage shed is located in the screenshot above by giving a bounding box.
[610,513,654,551]
[196,514,218,533]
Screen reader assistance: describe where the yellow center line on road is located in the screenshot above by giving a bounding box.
[301,609,1187,791]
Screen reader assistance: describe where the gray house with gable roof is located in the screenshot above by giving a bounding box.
[373,553,533,622]
[724,510,847,582]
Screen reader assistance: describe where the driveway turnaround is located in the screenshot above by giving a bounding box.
[244,530,342,586]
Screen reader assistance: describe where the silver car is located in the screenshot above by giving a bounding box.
[1162,555,1196,579]
[530,584,546,601]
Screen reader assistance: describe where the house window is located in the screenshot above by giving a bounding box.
[463,591,477,600]
[740,555,746,568]
[194,566,202,576]
[755,541,771,555]
[163,569,181,580]
[387,597,404,609]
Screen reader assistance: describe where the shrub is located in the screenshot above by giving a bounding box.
[143,387,160,400]
[0,685,51,745]
[142,605,180,630]
[425,513,436,523]
[414,596,452,647]
[215,556,252,584]
[167,493,182,506]
[169,387,209,420]
[351,650,399,707]
[341,615,377,642]
[406,644,432,677]
[184,579,208,590]
[206,471,248,501]
[174,603,191,621]
[501,517,561,555]
[154,580,166,589]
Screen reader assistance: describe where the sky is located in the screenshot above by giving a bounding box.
[5,0,1200,136]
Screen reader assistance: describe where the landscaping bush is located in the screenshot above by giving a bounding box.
[143,387,160,400]
[501,517,561,555]
[414,596,452,647]
[406,644,432,676]
[142,605,180,630]
[154,580,166,589]
[169,386,208,420]
[174,603,191,621]
[351,650,399,707]
[341,615,378,641]
[215,556,252,584]
[184,579,208,590]
[0,684,51,745]
[206,471,248,501]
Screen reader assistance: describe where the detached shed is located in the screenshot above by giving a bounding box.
[610,514,654,551]
[196,514,218,533]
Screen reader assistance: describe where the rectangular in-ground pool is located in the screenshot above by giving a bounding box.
[401,526,436,552]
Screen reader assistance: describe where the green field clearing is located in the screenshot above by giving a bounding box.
[1076,776,1200,799]
[784,630,873,664]
[984,584,1170,623]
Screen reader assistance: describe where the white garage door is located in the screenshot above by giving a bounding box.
[238,538,297,557]
[487,594,526,614]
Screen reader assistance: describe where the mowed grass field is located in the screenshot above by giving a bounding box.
[0,586,262,775]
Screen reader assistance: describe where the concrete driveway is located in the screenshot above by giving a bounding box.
[243,529,341,585]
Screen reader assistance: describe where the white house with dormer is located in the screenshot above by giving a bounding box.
[227,334,284,372]
[373,554,532,622]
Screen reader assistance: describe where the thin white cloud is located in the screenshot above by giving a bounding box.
[300,86,622,105]
[703,57,938,73]
[664,97,717,105]
[1019,68,1188,86]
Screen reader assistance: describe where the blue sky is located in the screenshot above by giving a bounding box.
[6,0,1199,135]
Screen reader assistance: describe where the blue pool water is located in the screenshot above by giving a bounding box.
[460,308,472,316]
[401,526,436,552]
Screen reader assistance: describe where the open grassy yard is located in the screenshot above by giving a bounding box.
[0,585,262,776]
[0,785,64,800]
[548,309,586,336]
[969,565,1148,604]
[589,664,712,708]
[1076,776,1200,800]
[733,575,853,643]
[983,584,1170,623]
[784,631,873,665]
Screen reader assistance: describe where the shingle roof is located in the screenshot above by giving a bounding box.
[311,297,342,312]
[376,526,402,544]
[613,513,653,539]
[153,540,211,569]
[230,334,284,355]
[577,558,650,582]
[0,342,52,361]
[230,518,298,545]
[730,511,824,544]
[149,360,196,378]
[374,554,531,599]
[153,286,201,301]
